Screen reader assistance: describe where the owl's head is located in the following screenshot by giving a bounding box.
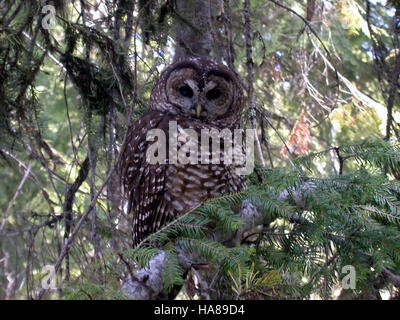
[150,58,244,127]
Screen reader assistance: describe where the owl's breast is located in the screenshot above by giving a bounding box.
[164,162,245,214]
[155,116,246,213]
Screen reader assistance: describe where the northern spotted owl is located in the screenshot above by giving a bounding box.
[121,58,247,247]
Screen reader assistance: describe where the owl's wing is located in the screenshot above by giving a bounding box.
[121,111,171,247]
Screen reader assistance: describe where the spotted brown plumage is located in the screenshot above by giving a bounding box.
[120,58,247,247]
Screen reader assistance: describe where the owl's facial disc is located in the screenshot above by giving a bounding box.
[165,66,235,123]
[198,75,234,121]
[166,68,201,116]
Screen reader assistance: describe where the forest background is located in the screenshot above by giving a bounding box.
[0,0,400,300]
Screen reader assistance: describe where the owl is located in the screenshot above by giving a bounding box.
[121,57,247,247]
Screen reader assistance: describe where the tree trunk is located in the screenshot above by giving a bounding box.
[173,0,216,61]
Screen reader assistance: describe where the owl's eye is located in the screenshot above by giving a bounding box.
[179,85,194,98]
[206,88,221,100]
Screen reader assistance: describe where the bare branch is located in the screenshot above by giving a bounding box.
[0,160,33,235]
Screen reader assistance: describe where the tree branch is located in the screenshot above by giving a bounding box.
[120,182,317,299]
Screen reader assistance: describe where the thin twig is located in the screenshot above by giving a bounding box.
[0,160,33,235]
[244,0,265,167]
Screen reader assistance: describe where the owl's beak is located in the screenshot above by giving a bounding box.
[196,102,203,118]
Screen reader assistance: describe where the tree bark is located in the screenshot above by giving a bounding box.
[173,0,216,61]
